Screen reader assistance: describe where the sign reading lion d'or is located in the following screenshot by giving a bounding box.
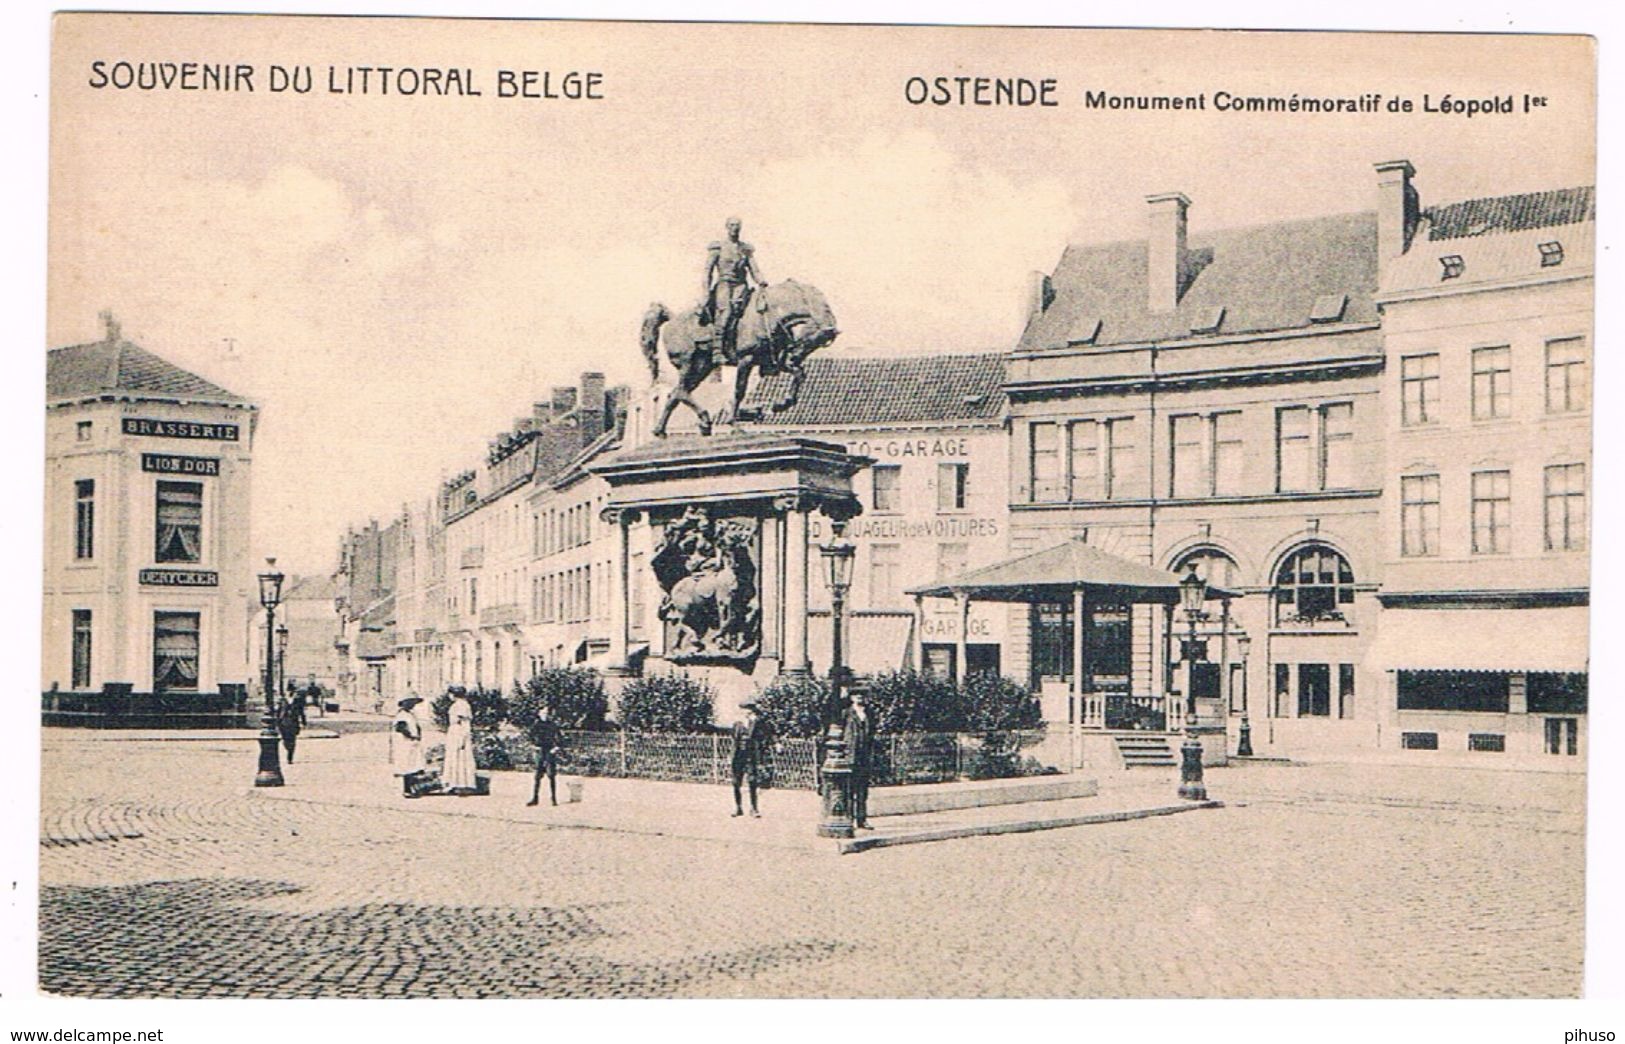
[139,568,219,587]
[123,417,239,442]
[141,453,220,476]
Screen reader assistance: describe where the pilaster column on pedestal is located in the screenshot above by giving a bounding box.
[604,506,634,674]
[782,502,811,675]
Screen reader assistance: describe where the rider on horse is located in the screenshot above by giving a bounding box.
[700,217,765,363]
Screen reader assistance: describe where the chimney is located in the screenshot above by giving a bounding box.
[532,401,553,428]
[1146,193,1190,313]
[551,385,578,417]
[1026,272,1054,318]
[578,372,607,441]
[1375,160,1419,260]
[99,309,121,343]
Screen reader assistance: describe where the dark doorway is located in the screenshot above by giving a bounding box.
[1298,663,1331,717]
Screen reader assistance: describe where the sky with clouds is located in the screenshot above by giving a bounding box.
[47,17,1594,574]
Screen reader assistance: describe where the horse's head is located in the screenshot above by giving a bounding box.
[783,319,839,370]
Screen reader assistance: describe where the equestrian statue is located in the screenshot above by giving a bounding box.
[641,217,839,437]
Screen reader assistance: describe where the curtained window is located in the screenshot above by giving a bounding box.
[153,611,200,692]
[155,481,203,563]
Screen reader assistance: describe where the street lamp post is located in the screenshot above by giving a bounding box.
[1178,564,1208,801]
[1236,633,1254,757]
[816,519,857,840]
[255,558,286,787]
[276,623,290,703]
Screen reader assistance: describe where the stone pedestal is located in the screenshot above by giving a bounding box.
[590,432,870,714]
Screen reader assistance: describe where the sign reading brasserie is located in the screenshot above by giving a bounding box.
[141,453,221,476]
[139,568,219,587]
[123,417,239,441]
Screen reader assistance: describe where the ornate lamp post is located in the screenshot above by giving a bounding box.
[816,519,857,839]
[1177,563,1208,801]
[276,623,290,702]
[255,558,286,787]
[1235,633,1253,757]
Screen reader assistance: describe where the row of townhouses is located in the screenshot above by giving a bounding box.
[44,158,1592,765]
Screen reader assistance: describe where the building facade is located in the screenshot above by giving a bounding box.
[43,315,259,708]
[1370,163,1593,762]
[746,353,1013,678]
[339,373,624,707]
[1004,191,1386,756]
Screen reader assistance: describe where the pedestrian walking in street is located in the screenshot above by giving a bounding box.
[843,690,875,830]
[277,696,301,763]
[391,695,426,798]
[525,701,565,807]
[730,700,774,818]
[290,683,308,728]
[442,687,478,794]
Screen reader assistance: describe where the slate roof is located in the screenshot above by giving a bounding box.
[1424,186,1594,241]
[1017,212,1379,353]
[282,574,338,602]
[48,337,248,406]
[747,353,1007,426]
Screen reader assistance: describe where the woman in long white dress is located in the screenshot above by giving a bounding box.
[390,695,425,797]
[442,688,478,794]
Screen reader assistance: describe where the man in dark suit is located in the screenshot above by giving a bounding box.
[525,701,565,807]
[730,700,774,818]
[843,689,875,830]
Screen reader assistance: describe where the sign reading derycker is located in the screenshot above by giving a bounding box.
[141,453,221,476]
[138,568,220,587]
[122,417,240,441]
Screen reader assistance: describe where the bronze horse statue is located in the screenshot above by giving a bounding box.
[641,279,838,437]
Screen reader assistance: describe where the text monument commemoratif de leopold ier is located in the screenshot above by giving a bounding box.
[591,221,868,708]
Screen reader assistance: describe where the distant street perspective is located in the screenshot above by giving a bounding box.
[40,729,1584,999]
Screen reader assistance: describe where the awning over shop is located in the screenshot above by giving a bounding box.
[810,610,915,674]
[1367,607,1590,673]
[906,536,1235,604]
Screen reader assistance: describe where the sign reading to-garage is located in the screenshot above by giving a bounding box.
[123,417,240,441]
[141,453,221,476]
[139,568,219,587]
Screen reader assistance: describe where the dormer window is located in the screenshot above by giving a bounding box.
[1065,317,1102,346]
[1439,255,1466,281]
[1309,293,1348,324]
[1539,241,1564,267]
[1190,306,1225,335]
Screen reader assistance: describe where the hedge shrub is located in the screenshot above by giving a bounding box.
[616,672,715,733]
[510,668,609,732]
[756,673,829,738]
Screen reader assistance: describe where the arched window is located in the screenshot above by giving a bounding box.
[1273,545,1355,625]
[1174,547,1239,590]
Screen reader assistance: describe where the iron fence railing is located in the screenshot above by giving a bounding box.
[477,728,1052,790]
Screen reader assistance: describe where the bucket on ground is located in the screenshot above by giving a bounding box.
[566,781,584,803]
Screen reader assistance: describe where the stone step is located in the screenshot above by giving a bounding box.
[1114,734,1177,768]
[867,775,1099,817]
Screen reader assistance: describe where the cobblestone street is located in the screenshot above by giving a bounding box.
[39,733,1586,998]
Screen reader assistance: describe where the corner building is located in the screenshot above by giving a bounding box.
[43,317,258,712]
[1370,164,1592,762]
